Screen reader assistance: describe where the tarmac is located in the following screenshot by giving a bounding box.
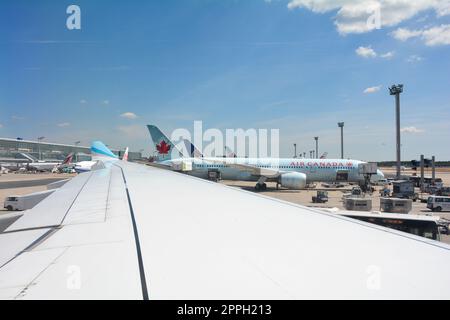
[0,173,75,211]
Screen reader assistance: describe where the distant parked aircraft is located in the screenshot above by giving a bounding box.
[18,153,65,171]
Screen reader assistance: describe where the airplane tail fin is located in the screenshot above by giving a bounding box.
[182,139,203,158]
[62,152,74,165]
[147,125,179,161]
[225,146,236,158]
[122,147,129,161]
[90,141,118,161]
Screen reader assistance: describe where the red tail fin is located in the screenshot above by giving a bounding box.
[122,147,129,161]
[62,153,74,165]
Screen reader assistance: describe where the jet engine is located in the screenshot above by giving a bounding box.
[279,172,307,189]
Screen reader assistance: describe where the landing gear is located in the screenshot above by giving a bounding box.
[255,183,267,191]
[255,177,268,191]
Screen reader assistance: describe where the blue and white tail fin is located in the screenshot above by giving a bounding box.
[182,139,203,158]
[147,125,182,162]
[91,141,119,161]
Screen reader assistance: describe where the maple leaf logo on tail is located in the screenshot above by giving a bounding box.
[156,140,171,155]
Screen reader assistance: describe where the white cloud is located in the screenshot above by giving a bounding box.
[102,100,109,105]
[407,54,423,63]
[392,24,450,46]
[391,28,422,41]
[356,46,394,59]
[380,51,395,59]
[0,124,3,128]
[57,122,70,127]
[80,99,87,104]
[364,85,382,94]
[120,112,138,120]
[356,46,377,58]
[11,115,25,120]
[401,126,425,133]
[422,24,450,46]
[287,0,450,35]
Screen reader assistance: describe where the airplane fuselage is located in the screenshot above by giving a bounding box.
[28,162,61,171]
[160,157,384,184]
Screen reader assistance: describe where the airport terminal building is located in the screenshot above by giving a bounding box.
[0,138,142,162]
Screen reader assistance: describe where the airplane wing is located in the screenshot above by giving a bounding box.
[1,142,450,299]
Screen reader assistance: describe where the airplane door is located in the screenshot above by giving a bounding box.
[336,170,349,181]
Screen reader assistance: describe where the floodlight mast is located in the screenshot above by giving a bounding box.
[338,122,344,159]
[389,84,403,179]
[314,137,318,159]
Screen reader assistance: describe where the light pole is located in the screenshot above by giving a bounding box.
[72,141,81,161]
[293,143,297,158]
[314,137,318,159]
[389,84,404,179]
[338,122,344,159]
[37,136,45,160]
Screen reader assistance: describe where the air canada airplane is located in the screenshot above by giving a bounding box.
[0,140,449,299]
[147,125,385,190]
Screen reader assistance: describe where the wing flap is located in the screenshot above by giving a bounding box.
[62,169,113,225]
[17,242,142,300]
[0,228,52,267]
[0,247,66,299]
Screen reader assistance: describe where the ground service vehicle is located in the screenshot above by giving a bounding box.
[427,196,450,212]
[4,189,55,211]
[312,191,328,203]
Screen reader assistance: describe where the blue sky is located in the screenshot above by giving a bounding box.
[1,0,449,160]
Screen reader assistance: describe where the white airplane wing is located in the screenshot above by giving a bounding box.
[1,142,450,299]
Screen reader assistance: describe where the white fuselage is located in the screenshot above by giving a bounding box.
[0,162,24,171]
[28,162,61,171]
[74,161,97,173]
[161,157,384,184]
